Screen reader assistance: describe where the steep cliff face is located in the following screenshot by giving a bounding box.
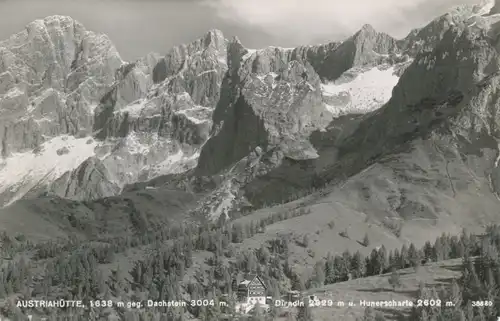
[79,30,229,195]
[0,22,228,205]
[0,16,125,205]
[196,45,331,176]
[195,25,409,176]
[0,15,123,156]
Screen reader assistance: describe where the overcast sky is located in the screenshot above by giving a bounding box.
[0,0,478,60]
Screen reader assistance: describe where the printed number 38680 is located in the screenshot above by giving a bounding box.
[471,300,493,307]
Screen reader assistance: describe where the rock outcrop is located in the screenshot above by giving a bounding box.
[47,157,121,201]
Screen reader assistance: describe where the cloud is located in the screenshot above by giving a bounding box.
[0,0,481,60]
[203,0,478,43]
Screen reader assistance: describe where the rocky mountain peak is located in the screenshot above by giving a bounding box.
[203,29,226,49]
[355,23,377,36]
[298,23,399,81]
[351,23,399,53]
[0,15,123,156]
[489,0,500,14]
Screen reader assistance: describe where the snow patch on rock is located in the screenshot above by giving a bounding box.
[242,49,257,61]
[116,99,148,117]
[0,135,98,206]
[175,106,212,124]
[149,150,200,177]
[321,65,400,115]
[123,131,156,155]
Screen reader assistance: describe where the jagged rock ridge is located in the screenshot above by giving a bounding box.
[5,0,499,215]
[0,21,231,205]
[185,0,500,219]
[0,14,411,206]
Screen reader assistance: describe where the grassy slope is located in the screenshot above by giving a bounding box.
[0,187,202,242]
[231,169,491,279]
[299,258,463,321]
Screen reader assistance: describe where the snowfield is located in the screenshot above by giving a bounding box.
[321,65,400,115]
[0,135,98,206]
[0,132,203,206]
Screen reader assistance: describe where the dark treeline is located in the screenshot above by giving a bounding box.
[357,225,500,321]
[1,202,499,321]
[314,228,478,288]
[402,224,500,321]
[0,206,311,320]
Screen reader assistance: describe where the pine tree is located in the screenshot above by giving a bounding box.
[324,253,336,284]
[388,269,401,290]
[257,244,270,264]
[422,241,433,262]
[311,261,325,287]
[400,244,408,269]
[351,251,366,279]
[408,243,420,267]
[246,251,258,272]
[377,246,388,274]
[366,250,377,276]
[362,233,370,247]
[391,248,401,270]
[293,274,306,292]
[341,250,353,280]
